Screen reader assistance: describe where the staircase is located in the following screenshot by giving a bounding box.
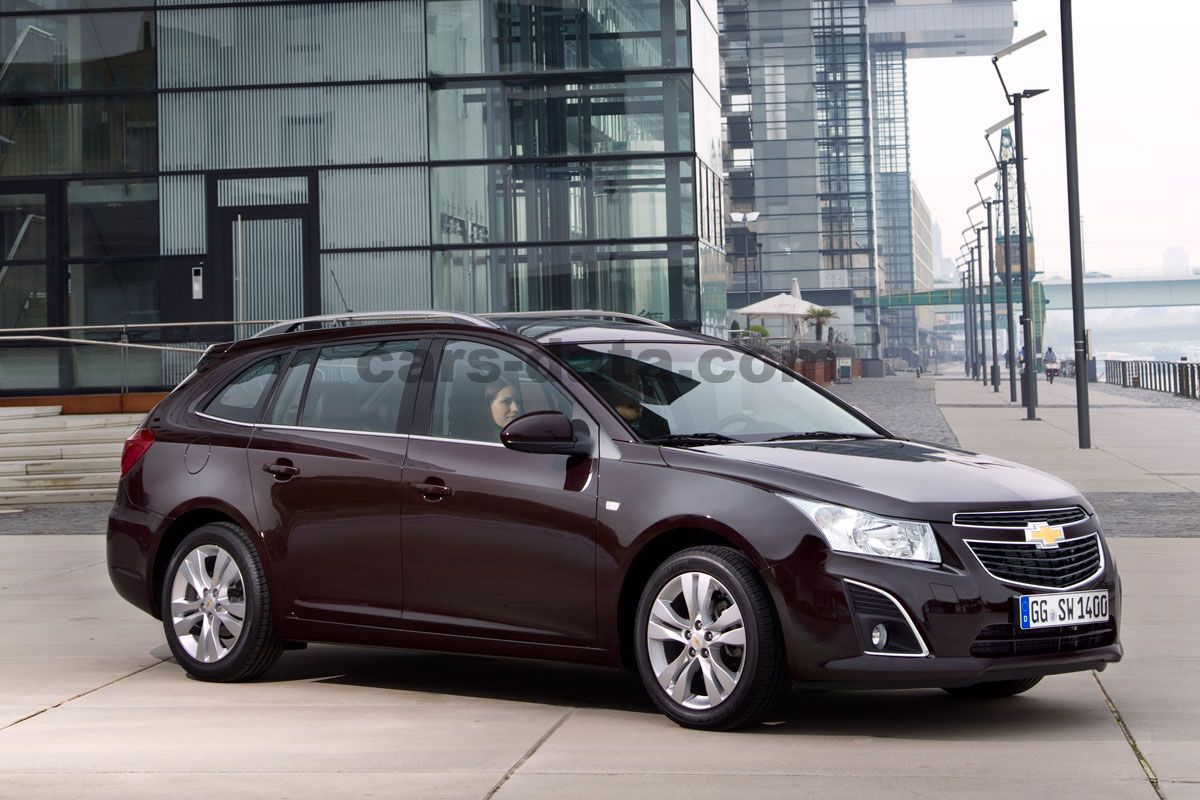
[0,406,143,505]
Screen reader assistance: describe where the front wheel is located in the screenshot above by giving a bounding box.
[634,546,789,730]
[161,522,282,681]
[942,676,1042,699]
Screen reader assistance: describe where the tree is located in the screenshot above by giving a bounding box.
[803,308,838,341]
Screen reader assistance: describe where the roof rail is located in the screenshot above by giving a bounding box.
[481,309,673,329]
[254,310,499,338]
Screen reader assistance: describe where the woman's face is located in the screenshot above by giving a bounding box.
[490,385,522,429]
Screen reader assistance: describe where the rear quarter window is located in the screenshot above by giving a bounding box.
[202,356,282,423]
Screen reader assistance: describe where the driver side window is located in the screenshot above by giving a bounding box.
[429,340,578,444]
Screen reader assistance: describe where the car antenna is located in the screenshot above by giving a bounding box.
[329,271,353,317]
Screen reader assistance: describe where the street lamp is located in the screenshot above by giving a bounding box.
[969,195,1001,393]
[992,31,1047,421]
[1060,0,1093,448]
[959,243,979,380]
[985,126,1019,402]
[956,260,973,377]
[961,229,986,384]
[730,211,763,304]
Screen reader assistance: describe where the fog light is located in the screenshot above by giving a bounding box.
[871,623,888,650]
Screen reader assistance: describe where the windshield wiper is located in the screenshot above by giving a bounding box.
[765,431,884,442]
[644,432,743,447]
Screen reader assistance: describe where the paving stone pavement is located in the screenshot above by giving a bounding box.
[826,372,959,448]
[0,502,110,535]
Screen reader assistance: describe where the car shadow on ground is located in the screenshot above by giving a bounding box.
[247,643,1105,739]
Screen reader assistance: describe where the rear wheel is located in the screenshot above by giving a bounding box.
[942,676,1042,699]
[634,546,789,730]
[161,522,282,681]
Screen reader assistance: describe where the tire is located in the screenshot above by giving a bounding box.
[634,546,789,730]
[161,521,283,682]
[942,676,1042,699]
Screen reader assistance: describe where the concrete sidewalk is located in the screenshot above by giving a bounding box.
[1,535,1196,799]
[936,374,1200,494]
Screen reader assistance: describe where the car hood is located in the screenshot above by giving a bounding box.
[659,438,1089,524]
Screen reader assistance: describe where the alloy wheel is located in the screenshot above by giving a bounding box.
[645,571,747,710]
[169,544,246,663]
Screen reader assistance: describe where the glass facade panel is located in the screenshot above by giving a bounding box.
[217,176,308,207]
[426,0,688,75]
[429,76,693,161]
[433,241,696,325]
[431,157,694,245]
[0,12,155,95]
[0,94,157,175]
[157,2,424,89]
[0,192,47,261]
[159,83,426,171]
[0,0,148,10]
[67,260,157,325]
[159,173,205,256]
[320,251,431,313]
[67,179,158,258]
[319,168,429,249]
[0,262,45,327]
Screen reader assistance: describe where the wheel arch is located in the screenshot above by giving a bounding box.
[150,503,261,619]
[615,522,766,670]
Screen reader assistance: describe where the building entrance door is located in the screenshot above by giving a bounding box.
[217,205,317,336]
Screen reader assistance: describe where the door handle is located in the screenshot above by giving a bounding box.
[413,480,453,500]
[262,461,300,479]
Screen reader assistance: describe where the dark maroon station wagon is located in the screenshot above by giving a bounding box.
[108,310,1121,730]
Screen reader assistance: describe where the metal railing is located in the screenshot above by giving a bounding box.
[0,310,676,395]
[1103,359,1199,399]
[0,319,284,395]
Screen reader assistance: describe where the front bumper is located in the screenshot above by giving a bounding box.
[768,524,1122,688]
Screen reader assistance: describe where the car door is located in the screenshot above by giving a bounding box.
[246,337,426,628]
[401,337,599,645]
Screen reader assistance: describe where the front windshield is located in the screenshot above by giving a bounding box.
[548,341,881,443]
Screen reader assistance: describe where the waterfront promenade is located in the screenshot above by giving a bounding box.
[0,371,1195,799]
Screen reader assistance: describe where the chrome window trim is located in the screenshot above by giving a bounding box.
[408,433,505,449]
[843,578,931,658]
[963,532,1106,592]
[951,506,1090,529]
[196,411,410,439]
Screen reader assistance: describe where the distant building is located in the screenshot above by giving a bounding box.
[720,0,1014,358]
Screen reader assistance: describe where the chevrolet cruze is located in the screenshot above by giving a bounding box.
[107,310,1121,730]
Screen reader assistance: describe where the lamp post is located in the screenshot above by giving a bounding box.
[730,210,763,305]
[961,231,986,385]
[1060,0,1093,447]
[992,31,1047,421]
[969,192,1002,393]
[958,262,973,377]
[960,245,979,379]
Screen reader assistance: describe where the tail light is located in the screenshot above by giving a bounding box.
[121,428,156,477]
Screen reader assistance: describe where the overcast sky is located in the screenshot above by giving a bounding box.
[907,0,1200,279]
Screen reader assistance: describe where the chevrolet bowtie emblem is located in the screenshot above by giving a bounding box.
[1025,521,1065,549]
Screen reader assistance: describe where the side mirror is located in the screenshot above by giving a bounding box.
[501,411,593,457]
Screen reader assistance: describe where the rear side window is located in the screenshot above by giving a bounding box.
[203,356,282,423]
[267,350,316,426]
[295,339,420,433]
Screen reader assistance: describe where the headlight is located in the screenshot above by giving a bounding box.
[783,497,941,564]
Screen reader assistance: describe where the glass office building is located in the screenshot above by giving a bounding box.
[0,0,725,394]
[719,0,1014,359]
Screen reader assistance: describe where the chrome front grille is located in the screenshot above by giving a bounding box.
[953,506,1089,529]
[965,533,1104,590]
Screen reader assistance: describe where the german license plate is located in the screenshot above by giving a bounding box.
[1018,590,1109,630]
